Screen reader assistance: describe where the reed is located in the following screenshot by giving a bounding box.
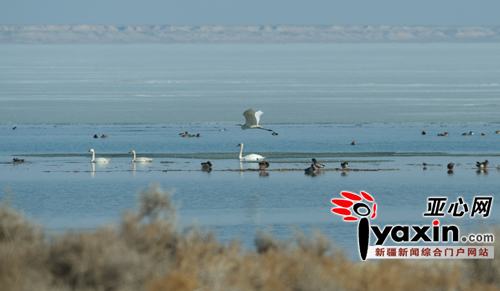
[0,187,498,291]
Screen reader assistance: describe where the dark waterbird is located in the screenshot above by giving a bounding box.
[447,162,455,175]
[304,165,319,176]
[12,158,25,164]
[258,160,270,177]
[258,160,270,171]
[476,160,489,175]
[341,161,349,170]
[179,131,200,138]
[92,133,108,139]
[305,158,324,176]
[201,161,212,172]
[476,160,489,170]
[312,158,325,168]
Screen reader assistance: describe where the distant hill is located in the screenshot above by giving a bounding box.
[1,25,500,43]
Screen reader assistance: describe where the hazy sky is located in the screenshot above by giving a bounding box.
[1,0,499,26]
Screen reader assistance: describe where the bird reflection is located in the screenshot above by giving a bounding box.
[239,162,244,176]
[131,162,136,176]
[476,169,488,175]
[259,171,269,177]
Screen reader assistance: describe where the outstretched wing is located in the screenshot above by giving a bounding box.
[254,110,263,126]
[243,108,259,127]
[242,108,276,135]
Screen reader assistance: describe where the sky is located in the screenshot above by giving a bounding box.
[1,0,499,26]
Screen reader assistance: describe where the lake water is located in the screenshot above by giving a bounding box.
[1,123,499,257]
[0,43,499,258]
[1,43,500,124]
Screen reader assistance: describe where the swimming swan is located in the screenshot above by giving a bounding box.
[130,150,153,163]
[89,149,110,164]
[238,143,265,162]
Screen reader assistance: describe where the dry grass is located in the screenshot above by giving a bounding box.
[0,186,498,291]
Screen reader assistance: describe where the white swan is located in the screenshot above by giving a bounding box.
[89,149,110,164]
[238,143,265,162]
[129,149,153,163]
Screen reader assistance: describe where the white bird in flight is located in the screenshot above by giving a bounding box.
[240,108,278,135]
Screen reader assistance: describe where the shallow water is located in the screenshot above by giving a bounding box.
[1,123,499,257]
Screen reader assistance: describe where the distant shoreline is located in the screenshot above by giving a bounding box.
[1,25,500,43]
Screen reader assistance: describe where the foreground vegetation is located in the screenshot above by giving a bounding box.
[0,186,498,291]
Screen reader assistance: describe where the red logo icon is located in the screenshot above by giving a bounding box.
[330,191,377,260]
[331,191,377,221]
